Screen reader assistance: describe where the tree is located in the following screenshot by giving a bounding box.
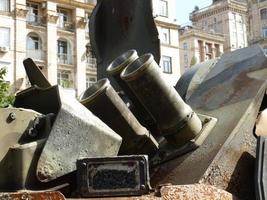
[0,68,14,107]
[190,56,197,67]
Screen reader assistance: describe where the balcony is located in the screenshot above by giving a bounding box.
[26,14,45,26]
[57,53,73,65]
[86,57,97,69]
[57,20,74,32]
[26,49,45,61]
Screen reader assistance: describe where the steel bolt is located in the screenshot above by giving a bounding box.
[140,184,146,190]
[82,162,87,167]
[9,112,16,120]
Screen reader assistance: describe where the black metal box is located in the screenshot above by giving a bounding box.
[76,155,150,197]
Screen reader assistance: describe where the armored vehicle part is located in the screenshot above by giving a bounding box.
[0,107,48,162]
[107,50,159,135]
[14,85,61,115]
[0,139,46,190]
[255,136,267,200]
[23,58,51,88]
[36,89,122,182]
[121,54,202,147]
[77,155,150,197]
[80,78,159,156]
[151,45,267,200]
[90,0,160,86]
[0,191,66,200]
[175,59,218,101]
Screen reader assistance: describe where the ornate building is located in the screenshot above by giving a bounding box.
[0,0,180,97]
[0,0,98,96]
[190,0,248,52]
[248,0,267,54]
[179,26,224,73]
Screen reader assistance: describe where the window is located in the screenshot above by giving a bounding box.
[263,27,267,38]
[161,56,172,74]
[161,28,170,44]
[86,75,96,88]
[26,2,39,23]
[159,0,168,17]
[0,27,10,48]
[183,43,188,50]
[261,8,267,20]
[57,70,73,88]
[85,12,90,33]
[184,54,188,65]
[57,39,72,64]
[57,8,73,30]
[202,20,207,29]
[86,45,97,68]
[26,33,44,60]
[0,0,10,12]
[27,34,41,50]
[184,54,188,69]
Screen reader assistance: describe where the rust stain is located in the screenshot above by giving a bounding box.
[0,191,65,200]
[160,184,235,200]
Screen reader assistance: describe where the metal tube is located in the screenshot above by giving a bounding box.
[80,78,159,156]
[107,50,160,136]
[121,54,202,147]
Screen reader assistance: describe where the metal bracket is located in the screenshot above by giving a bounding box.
[150,113,217,166]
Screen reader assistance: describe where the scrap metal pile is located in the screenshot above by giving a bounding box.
[1,0,267,199]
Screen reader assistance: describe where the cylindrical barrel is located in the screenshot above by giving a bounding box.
[107,50,159,136]
[79,78,159,156]
[120,54,202,147]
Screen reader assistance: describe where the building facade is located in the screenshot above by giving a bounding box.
[0,0,98,96]
[0,0,180,96]
[190,0,248,52]
[153,0,180,86]
[248,0,267,53]
[179,26,224,73]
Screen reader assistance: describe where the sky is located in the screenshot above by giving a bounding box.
[176,0,212,25]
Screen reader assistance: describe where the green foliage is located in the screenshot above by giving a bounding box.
[60,79,74,88]
[0,68,14,107]
[190,56,197,67]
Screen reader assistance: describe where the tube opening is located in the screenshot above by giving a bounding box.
[121,54,153,80]
[80,79,109,102]
[107,50,138,74]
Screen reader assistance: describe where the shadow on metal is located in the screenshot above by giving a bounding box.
[90,0,160,87]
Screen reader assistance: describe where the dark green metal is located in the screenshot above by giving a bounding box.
[80,78,159,156]
[121,54,202,147]
[107,50,159,136]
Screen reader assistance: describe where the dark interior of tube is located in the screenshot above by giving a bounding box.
[122,54,151,76]
[108,50,136,71]
[80,79,107,100]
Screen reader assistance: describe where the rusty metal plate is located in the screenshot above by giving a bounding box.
[151,45,267,200]
[160,184,235,200]
[76,155,150,197]
[0,191,65,200]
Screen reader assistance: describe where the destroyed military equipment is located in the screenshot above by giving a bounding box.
[106,50,159,135]
[121,53,202,147]
[79,78,159,156]
[76,155,150,197]
[2,0,267,199]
